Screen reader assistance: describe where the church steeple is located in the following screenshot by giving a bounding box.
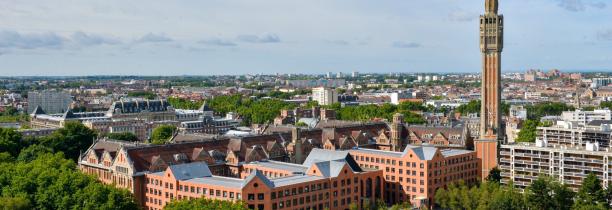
[485,0,498,14]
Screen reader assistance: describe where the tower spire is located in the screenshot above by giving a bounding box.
[485,0,499,14]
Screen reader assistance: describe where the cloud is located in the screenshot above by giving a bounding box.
[448,10,477,22]
[392,41,421,48]
[598,30,612,41]
[71,31,120,46]
[325,40,350,46]
[556,0,606,12]
[136,33,173,43]
[237,34,280,43]
[0,30,65,49]
[199,38,237,47]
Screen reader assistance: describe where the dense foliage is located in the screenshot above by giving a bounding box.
[435,173,612,210]
[151,125,177,144]
[207,95,297,125]
[515,120,553,143]
[163,197,247,210]
[0,121,96,160]
[167,97,204,110]
[0,106,29,123]
[334,102,426,124]
[0,122,139,210]
[525,102,575,119]
[104,132,139,142]
[454,100,510,116]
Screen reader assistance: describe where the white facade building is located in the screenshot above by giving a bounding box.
[312,87,338,106]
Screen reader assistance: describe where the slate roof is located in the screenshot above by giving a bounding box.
[310,159,352,178]
[302,148,362,172]
[243,170,274,188]
[168,162,212,180]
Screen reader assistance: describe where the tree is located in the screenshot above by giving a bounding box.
[455,100,481,115]
[0,152,138,209]
[104,132,139,142]
[167,97,204,110]
[0,196,31,210]
[151,125,177,145]
[0,128,23,156]
[486,167,502,184]
[16,144,53,162]
[164,197,247,210]
[574,173,607,209]
[488,183,526,210]
[38,121,97,161]
[525,176,574,210]
[515,119,540,143]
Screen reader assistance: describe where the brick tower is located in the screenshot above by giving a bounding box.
[475,0,503,179]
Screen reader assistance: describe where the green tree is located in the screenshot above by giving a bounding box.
[0,196,31,210]
[104,132,139,142]
[525,176,574,210]
[164,197,247,210]
[16,144,53,162]
[515,119,540,143]
[574,173,607,209]
[0,153,138,210]
[38,121,97,161]
[151,125,177,145]
[0,128,23,156]
[167,97,204,110]
[488,183,526,210]
[486,167,502,184]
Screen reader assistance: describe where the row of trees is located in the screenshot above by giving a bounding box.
[332,102,427,124]
[206,94,297,125]
[167,97,204,110]
[435,173,612,210]
[0,122,139,209]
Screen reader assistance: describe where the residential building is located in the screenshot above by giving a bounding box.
[312,87,338,106]
[500,140,612,191]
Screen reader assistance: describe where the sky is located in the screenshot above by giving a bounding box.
[0,0,611,76]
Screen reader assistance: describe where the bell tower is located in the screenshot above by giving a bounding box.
[476,0,503,179]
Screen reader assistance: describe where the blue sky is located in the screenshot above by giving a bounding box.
[0,0,610,76]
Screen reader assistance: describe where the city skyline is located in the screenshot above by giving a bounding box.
[0,0,611,76]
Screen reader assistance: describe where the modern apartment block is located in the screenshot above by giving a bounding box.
[27,90,73,114]
[312,87,338,106]
[500,140,612,191]
[538,120,612,147]
[561,109,612,125]
[349,146,479,207]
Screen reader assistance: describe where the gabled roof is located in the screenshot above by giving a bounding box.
[31,106,46,115]
[242,170,274,188]
[168,162,212,180]
[403,146,438,160]
[302,148,361,172]
[309,159,352,178]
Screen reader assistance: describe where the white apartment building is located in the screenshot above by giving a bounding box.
[312,87,338,106]
[561,109,612,125]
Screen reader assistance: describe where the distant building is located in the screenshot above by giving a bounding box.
[561,109,612,125]
[27,90,73,114]
[285,79,346,88]
[591,78,612,88]
[352,71,359,78]
[312,87,338,106]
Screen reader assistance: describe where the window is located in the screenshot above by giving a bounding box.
[248,194,255,201]
[258,193,264,200]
